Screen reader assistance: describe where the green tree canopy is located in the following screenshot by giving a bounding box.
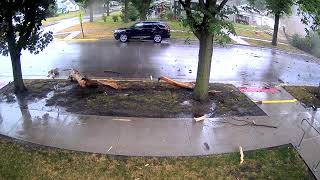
[131,0,152,20]
[297,0,320,35]
[0,0,55,92]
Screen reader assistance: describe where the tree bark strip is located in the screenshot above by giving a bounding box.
[89,0,94,22]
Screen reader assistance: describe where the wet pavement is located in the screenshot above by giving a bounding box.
[0,40,320,86]
[0,78,319,177]
[1,39,320,177]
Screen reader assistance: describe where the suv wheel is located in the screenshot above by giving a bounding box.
[119,34,128,43]
[153,34,162,43]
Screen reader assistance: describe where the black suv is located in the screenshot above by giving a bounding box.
[113,21,170,43]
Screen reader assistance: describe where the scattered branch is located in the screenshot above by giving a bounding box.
[239,146,244,164]
[159,76,195,89]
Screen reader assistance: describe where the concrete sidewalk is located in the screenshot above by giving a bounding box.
[0,82,319,178]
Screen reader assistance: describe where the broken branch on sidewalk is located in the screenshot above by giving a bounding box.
[210,117,278,129]
[158,76,195,89]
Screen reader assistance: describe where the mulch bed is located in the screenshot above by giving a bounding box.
[0,80,266,118]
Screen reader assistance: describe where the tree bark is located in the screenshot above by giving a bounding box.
[106,1,110,16]
[124,0,129,22]
[140,0,151,20]
[89,0,94,22]
[272,13,280,46]
[194,32,214,101]
[8,47,26,93]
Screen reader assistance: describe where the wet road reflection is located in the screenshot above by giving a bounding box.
[0,40,319,86]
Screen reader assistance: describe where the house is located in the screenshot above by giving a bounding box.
[231,4,274,28]
[172,1,274,28]
[56,0,80,14]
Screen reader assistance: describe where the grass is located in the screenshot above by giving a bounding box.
[43,11,83,26]
[283,86,320,108]
[0,137,311,179]
[245,39,300,53]
[56,14,304,54]
[234,23,273,40]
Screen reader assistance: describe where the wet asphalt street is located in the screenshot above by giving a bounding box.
[0,39,320,85]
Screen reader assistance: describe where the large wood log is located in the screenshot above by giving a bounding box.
[97,80,119,89]
[69,70,98,87]
[69,70,119,89]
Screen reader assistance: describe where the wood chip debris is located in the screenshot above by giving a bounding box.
[107,146,113,152]
[239,146,244,165]
[194,115,207,122]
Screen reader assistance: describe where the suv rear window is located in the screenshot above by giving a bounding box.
[143,24,155,28]
[157,24,166,28]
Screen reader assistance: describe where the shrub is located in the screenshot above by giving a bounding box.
[112,15,119,22]
[290,34,312,52]
[121,3,139,22]
[48,3,58,17]
[159,12,166,20]
[166,11,175,21]
[102,13,107,22]
[290,33,320,58]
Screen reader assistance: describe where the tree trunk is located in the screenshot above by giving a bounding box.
[8,47,26,93]
[89,1,94,22]
[194,33,214,101]
[106,2,110,16]
[140,10,147,21]
[140,0,151,20]
[124,0,129,22]
[174,1,177,19]
[272,13,280,46]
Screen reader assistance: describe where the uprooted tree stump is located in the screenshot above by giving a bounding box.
[69,69,119,89]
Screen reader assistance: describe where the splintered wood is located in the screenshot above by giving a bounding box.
[97,80,119,89]
[69,70,93,87]
[159,76,195,89]
[69,69,118,89]
[239,146,244,165]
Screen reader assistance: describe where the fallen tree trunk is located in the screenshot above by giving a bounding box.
[70,70,93,87]
[159,76,195,89]
[69,70,119,89]
[97,80,119,89]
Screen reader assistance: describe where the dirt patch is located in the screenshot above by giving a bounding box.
[283,86,320,108]
[1,80,265,118]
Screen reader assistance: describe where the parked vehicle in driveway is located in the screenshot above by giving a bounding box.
[113,21,171,43]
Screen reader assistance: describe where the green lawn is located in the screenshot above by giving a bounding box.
[245,39,300,53]
[0,138,311,179]
[43,11,83,26]
[234,23,273,40]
